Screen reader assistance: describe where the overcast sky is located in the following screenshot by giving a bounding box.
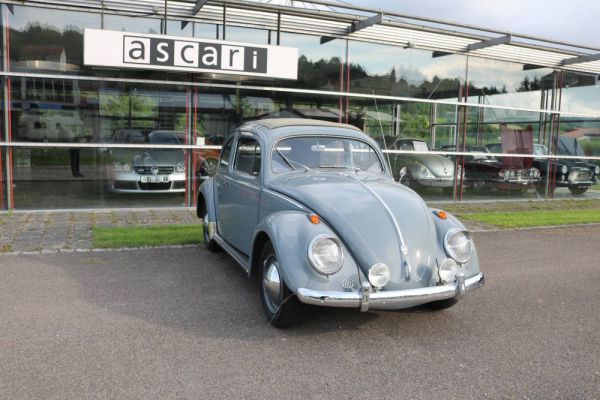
[345,0,599,49]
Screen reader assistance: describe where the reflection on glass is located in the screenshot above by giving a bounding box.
[9,5,100,73]
[466,57,554,110]
[348,42,465,100]
[279,32,345,90]
[560,72,600,116]
[11,147,187,209]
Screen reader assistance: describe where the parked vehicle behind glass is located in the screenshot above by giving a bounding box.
[375,136,457,192]
[106,129,186,193]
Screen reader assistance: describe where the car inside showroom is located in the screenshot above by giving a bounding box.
[0,0,598,210]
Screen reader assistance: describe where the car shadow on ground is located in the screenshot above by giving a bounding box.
[56,247,464,339]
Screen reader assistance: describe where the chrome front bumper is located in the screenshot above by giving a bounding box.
[297,272,484,311]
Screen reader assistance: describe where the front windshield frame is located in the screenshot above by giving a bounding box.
[270,134,386,175]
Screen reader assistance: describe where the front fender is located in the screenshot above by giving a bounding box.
[430,208,481,278]
[198,178,217,222]
[250,211,363,295]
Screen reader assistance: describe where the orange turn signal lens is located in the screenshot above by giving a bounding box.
[308,214,320,224]
[436,210,448,220]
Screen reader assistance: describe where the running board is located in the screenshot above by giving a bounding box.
[213,234,250,274]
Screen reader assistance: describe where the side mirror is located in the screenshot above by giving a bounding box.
[397,166,408,182]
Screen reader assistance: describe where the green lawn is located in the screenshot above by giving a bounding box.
[92,224,202,248]
[457,209,600,229]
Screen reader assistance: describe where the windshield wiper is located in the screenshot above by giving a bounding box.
[275,147,310,172]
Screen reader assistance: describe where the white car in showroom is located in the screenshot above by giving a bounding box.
[107,129,186,193]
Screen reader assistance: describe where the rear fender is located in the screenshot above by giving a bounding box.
[198,178,217,223]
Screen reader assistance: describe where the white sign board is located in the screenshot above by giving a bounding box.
[83,29,298,80]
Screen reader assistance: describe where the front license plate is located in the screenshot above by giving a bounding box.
[141,175,169,183]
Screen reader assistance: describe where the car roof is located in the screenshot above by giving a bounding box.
[247,118,362,131]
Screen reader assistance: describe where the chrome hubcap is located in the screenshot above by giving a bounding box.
[262,257,282,312]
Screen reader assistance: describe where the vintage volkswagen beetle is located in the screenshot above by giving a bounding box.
[198,119,484,327]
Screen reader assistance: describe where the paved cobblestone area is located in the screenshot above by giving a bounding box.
[0,208,197,253]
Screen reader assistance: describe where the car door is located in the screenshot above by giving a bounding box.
[217,133,262,255]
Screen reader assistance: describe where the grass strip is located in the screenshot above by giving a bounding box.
[457,209,600,229]
[92,224,202,248]
[432,199,600,214]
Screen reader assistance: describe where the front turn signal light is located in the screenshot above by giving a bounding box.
[435,210,448,220]
[308,214,320,224]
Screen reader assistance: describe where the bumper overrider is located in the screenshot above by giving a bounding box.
[297,272,484,311]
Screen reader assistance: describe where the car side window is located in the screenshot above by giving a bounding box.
[234,137,261,177]
[219,138,234,173]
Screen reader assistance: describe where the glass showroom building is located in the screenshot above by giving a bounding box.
[0,0,599,210]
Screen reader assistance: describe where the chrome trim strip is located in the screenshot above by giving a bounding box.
[296,272,484,309]
[346,175,412,281]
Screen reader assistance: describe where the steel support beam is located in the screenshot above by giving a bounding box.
[467,34,512,52]
[182,0,209,29]
[321,12,383,44]
[561,53,600,66]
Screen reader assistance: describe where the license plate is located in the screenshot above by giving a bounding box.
[140,175,169,183]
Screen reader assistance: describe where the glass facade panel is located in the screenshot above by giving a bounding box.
[279,32,345,90]
[348,41,466,100]
[466,57,554,110]
[0,3,599,210]
[559,71,600,116]
[8,5,101,74]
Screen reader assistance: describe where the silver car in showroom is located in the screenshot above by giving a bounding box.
[198,119,484,327]
[107,129,186,193]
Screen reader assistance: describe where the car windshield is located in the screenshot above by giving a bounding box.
[557,136,585,156]
[149,132,182,145]
[272,136,384,173]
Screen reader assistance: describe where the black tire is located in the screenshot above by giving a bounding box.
[568,186,589,195]
[199,200,221,252]
[259,241,299,328]
[425,298,458,310]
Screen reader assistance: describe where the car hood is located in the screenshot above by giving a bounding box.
[112,149,184,166]
[268,172,438,289]
[404,154,454,177]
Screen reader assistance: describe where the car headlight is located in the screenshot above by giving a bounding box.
[438,258,460,283]
[368,263,390,289]
[113,161,132,171]
[561,165,568,175]
[444,228,473,264]
[308,235,344,275]
[594,166,599,175]
[416,164,432,178]
[175,162,185,173]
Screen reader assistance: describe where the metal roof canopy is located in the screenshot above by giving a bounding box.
[6,0,600,75]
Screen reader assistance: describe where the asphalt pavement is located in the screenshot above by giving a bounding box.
[0,225,599,399]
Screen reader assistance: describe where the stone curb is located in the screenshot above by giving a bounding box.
[0,244,203,256]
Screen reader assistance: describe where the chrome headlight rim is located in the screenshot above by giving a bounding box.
[368,263,391,289]
[561,165,568,175]
[443,228,473,264]
[307,234,344,276]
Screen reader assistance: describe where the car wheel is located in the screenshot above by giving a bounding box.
[199,201,221,252]
[425,298,458,310]
[568,186,588,195]
[259,241,299,328]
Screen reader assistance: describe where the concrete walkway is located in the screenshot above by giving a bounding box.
[0,208,197,254]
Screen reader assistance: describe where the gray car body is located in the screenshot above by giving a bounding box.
[386,138,455,188]
[199,118,481,309]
